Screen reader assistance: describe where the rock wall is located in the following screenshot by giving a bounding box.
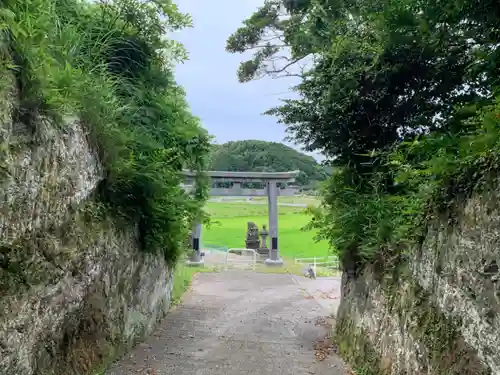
[336,182,500,375]
[0,81,174,375]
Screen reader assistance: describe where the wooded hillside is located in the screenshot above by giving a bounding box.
[210,140,328,187]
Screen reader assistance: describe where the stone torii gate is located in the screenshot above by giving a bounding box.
[182,170,300,266]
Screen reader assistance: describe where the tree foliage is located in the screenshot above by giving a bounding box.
[228,0,500,270]
[1,0,210,264]
[210,140,328,187]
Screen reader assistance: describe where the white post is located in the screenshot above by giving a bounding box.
[265,180,283,266]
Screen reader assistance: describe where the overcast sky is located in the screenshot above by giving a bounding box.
[172,0,323,161]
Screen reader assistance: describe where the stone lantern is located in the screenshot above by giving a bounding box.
[258,225,269,257]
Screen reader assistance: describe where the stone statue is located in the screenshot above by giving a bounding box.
[245,221,260,250]
[305,265,317,279]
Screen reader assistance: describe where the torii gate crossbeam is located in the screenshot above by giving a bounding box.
[182,170,300,266]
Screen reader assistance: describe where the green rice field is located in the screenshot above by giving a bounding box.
[202,197,332,259]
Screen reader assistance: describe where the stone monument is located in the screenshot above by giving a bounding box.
[258,225,269,257]
[245,221,260,250]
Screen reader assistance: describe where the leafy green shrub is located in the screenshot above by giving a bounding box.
[307,99,500,271]
[0,0,210,264]
[227,0,500,272]
[305,168,419,269]
[391,100,500,215]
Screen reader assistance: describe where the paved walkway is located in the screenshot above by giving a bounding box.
[106,271,347,375]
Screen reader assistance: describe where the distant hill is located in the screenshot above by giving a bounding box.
[210,140,329,187]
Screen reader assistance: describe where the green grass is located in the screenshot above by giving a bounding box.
[205,202,304,218]
[250,195,320,206]
[170,261,217,306]
[171,264,197,306]
[203,201,331,259]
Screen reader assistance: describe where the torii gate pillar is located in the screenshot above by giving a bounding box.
[186,222,204,267]
[181,170,299,267]
[265,181,283,266]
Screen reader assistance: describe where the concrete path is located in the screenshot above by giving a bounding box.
[106,271,347,375]
[294,276,342,317]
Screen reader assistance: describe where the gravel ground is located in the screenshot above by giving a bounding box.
[105,270,348,375]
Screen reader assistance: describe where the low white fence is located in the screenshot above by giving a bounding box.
[225,248,257,271]
[294,256,340,274]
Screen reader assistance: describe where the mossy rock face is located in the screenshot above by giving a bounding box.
[334,185,500,375]
[405,280,490,375]
[336,315,384,375]
[0,202,174,375]
[336,264,491,375]
[0,114,102,250]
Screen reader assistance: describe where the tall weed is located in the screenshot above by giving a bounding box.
[0,0,210,264]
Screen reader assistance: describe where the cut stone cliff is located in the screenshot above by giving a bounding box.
[0,79,174,375]
[336,182,500,374]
